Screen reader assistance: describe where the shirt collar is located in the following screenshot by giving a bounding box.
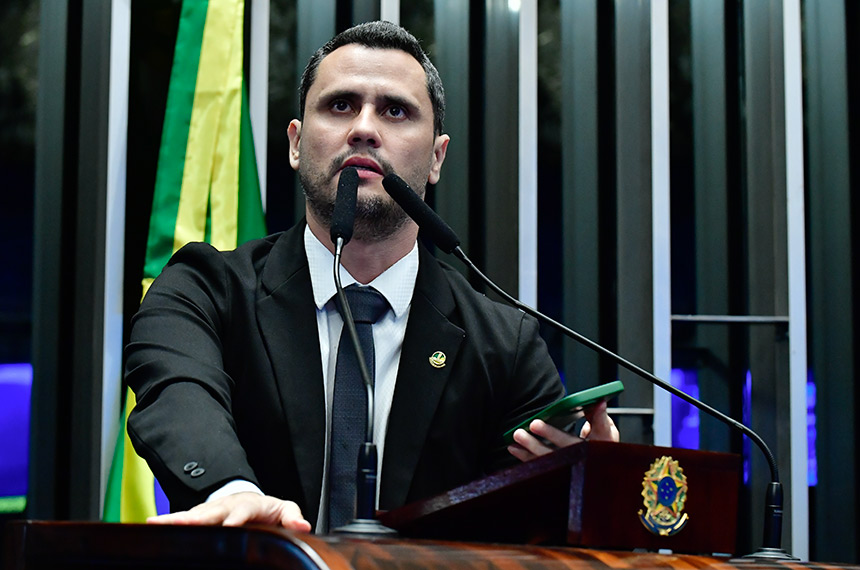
[304,224,418,318]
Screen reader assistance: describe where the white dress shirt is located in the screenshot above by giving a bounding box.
[208,226,418,532]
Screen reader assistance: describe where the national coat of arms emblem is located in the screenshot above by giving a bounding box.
[638,456,689,536]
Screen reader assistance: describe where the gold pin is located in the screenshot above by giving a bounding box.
[429,351,446,368]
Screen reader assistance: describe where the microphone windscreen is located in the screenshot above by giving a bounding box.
[331,167,359,245]
[382,173,461,254]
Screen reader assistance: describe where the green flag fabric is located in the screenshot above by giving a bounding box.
[104,0,267,522]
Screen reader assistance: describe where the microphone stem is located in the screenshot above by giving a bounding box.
[454,245,793,557]
[331,236,396,535]
[383,171,786,552]
[334,238,375,441]
[456,246,790,554]
[453,246,780,485]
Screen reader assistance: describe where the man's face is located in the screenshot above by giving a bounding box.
[288,45,449,242]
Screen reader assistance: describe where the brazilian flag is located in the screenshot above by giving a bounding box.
[104,0,267,522]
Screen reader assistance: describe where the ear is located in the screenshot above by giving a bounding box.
[428,134,450,185]
[287,119,302,171]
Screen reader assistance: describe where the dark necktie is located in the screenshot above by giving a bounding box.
[328,285,389,530]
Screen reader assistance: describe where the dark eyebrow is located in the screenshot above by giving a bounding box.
[318,89,419,113]
[316,89,360,108]
[380,94,416,111]
[320,89,359,102]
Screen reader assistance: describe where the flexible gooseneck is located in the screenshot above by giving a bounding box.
[382,172,792,558]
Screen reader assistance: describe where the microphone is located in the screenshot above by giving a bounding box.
[331,166,359,245]
[381,174,460,254]
[329,167,396,536]
[382,172,793,559]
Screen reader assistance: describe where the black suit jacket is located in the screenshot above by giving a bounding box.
[126,222,563,529]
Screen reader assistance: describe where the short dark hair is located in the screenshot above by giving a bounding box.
[299,21,446,135]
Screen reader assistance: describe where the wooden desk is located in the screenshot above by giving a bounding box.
[5,521,859,570]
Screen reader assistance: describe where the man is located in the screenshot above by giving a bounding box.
[126,21,617,533]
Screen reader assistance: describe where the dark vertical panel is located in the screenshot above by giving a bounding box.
[433,0,471,258]
[668,0,694,327]
[402,0,434,44]
[690,0,732,453]
[561,0,601,390]
[0,0,38,527]
[614,0,653,444]
[29,0,71,520]
[401,0,441,255]
[667,0,700,450]
[724,5,750,526]
[468,2,486,276]
[847,0,860,558]
[69,0,112,520]
[536,0,563,369]
[483,0,519,295]
[350,0,379,24]
[294,0,336,220]
[805,0,856,562]
[30,0,110,520]
[742,0,791,552]
[124,2,180,346]
[596,1,617,387]
[0,1,37,367]
[266,0,298,233]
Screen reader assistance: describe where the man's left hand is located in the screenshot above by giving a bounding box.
[145,492,312,532]
[507,400,619,462]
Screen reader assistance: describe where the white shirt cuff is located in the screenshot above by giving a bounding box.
[206,479,265,502]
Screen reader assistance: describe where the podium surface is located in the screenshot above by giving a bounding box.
[6,520,860,570]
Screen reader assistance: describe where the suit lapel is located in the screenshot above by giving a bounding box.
[254,232,466,515]
[380,247,464,509]
[256,225,326,523]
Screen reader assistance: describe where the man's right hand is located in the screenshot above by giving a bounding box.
[146,492,312,532]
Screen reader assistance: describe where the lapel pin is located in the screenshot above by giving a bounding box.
[429,351,446,368]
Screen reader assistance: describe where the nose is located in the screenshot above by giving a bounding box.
[348,105,381,148]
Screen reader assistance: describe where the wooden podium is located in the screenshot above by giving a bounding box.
[10,519,860,570]
[380,440,741,554]
[5,441,756,569]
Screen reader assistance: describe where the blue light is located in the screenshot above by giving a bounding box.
[0,363,32,506]
[155,478,170,515]
[807,372,817,487]
[670,369,700,449]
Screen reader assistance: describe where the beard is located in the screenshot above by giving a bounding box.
[300,150,427,243]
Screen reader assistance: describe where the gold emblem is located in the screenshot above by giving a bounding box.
[638,456,689,536]
[429,351,446,368]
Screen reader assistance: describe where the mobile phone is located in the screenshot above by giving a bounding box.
[503,380,624,444]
